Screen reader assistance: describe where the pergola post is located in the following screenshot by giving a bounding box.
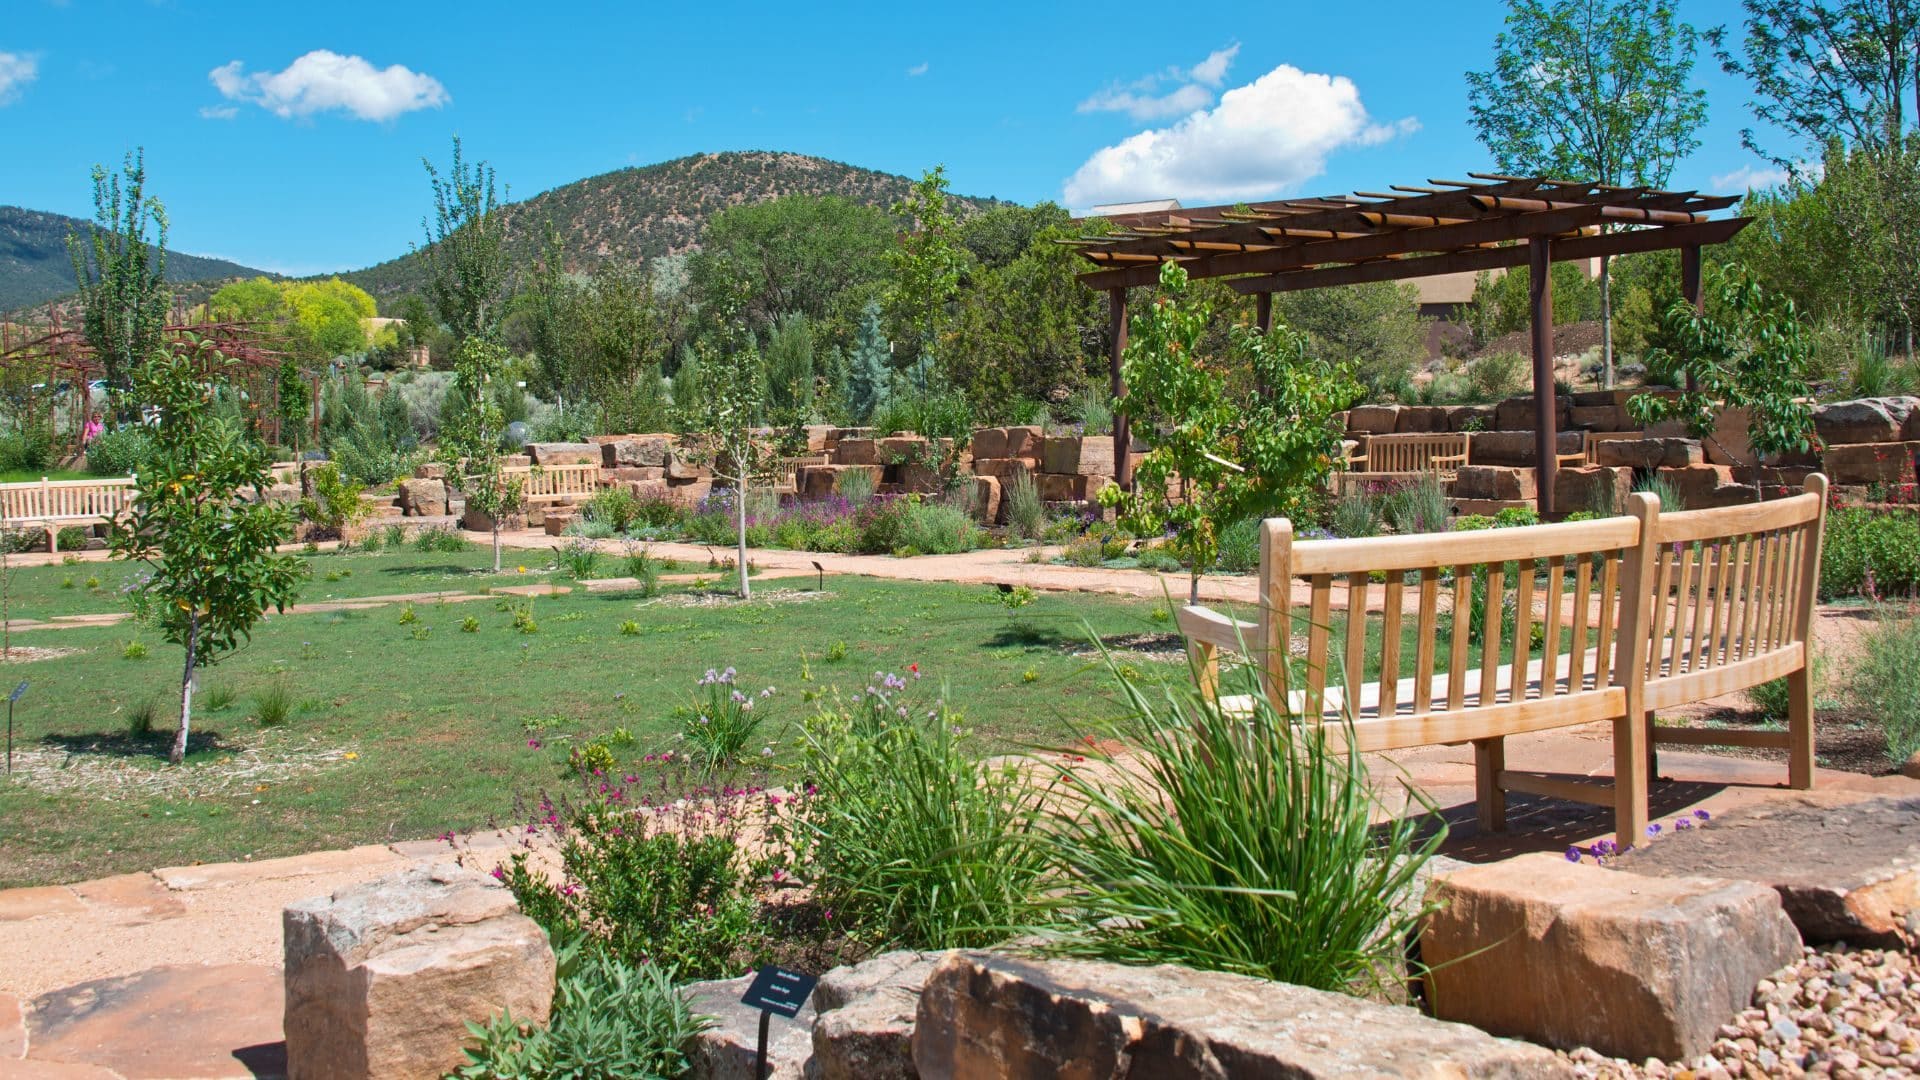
[1109,286,1132,490]
[1680,244,1703,392]
[1255,292,1272,333]
[1530,237,1558,516]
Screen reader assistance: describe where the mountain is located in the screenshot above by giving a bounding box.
[0,205,273,313]
[339,151,1003,301]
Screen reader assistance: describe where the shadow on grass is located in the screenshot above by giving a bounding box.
[39,728,239,761]
[376,563,479,577]
[986,621,1073,650]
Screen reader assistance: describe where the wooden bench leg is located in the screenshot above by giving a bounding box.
[1188,640,1220,703]
[1616,711,1649,850]
[1787,667,1815,789]
[1474,737,1506,832]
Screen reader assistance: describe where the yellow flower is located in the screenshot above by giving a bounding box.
[343,751,359,761]
[516,566,526,574]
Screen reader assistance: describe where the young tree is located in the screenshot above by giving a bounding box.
[112,336,304,764]
[439,338,525,571]
[1467,0,1708,387]
[419,137,513,344]
[884,166,969,379]
[1103,264,1360,602]
[845,301,893,422]
[678,337,771,599]
[67,149,172,397]
[1711,0,1919,171]
[1628,264,1819,501]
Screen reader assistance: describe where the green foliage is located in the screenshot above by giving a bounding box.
[460,615,481,633]
[1821,507,1920,598]
[523,239,671,433]
[558,537,603,580]
[111,335,304,763]
[790,678,1051,949]
[1035,656,1441,993]
[67,149,171,393]
[299,463,371,536]
[125,697,156,736]
[858,498,979,556]
[439,338,524,570]
[1103,264,1358,602]
[1850,608,1920,764]
[941,219,1102,412]
[254,681,294,728]
[415,525,472,553]
[454,941,709,1080]
[420,137,514,343]
[586,487,642,533]
[1070,382,1113,436]
[1379,474,1451,535]
[1330,490,1384,539]
[500,779,766,979]
[688,193,894,340]
[85,427,154,477]
[1215,518,1262,574]
[681,668,772,770]
[1062,535,1105,567]
[1463,264,1602,347]
[844,302,893,423]
[834,466,876,505]
[1003,468,1045,542]
[210,278,376,369]
[885,166,970,374]
[1466,351,1529,402]
[868,386,972,442]
[1630,264,1818,492]
[1275,282,1428,399]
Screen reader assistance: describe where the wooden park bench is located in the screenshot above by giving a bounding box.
[0,476,139,551]
[1177,475,1829,846]
[503,462,600,505]
[1338,433,1469,494]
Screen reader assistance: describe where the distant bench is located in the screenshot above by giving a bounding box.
[0,477,138,551]
[502,462,599,505]
[1179,475,1829,847]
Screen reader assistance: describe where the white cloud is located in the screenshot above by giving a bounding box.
[1078,44,1240,122]
[209,50,447,122]
[1065,63,1417,206]
[906,61,929,77]
[1711,164,1791,191]
[0,51,39,105]
[198,104,238,120]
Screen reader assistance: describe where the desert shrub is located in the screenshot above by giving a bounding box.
[834,468,876,505]
[623,544,663,596]
[786,673,1051,949]
[1216,517,1261,573]
[253,681,294,727]
[558,536,603,579]
[1062,534,1105,567]
[1633,473,1688,513]
[202,684,237,712]
[565,519,616,541]
[126,697,157,737]
[857,497,979,555]
[1851,608,1920,763]
[1072,382,1113,436]
[498,774,769,980]
[586,487,642,533]
[1379,475,1449,535]
[56,526,89,551]
[1822,507,1920,599]
[1035,655,1442,993]
[869,388,972,442]
[85,426,154,476]
[453,940,708,1080]
[1003,467,1045,541]
[1329,490,1382,539]
[1467,351,1528,401]
[1136,546,1184,573]
[300,463,371,537]
[415,525,472,553]
[0,423,55,473]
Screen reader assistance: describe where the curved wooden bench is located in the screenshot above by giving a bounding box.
[0,477,138,551]
[1180,475,1829,847]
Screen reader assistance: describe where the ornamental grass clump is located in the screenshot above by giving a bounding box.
[1032,649,1443,994]
[680,666,773,770]
[787,669,1052,950]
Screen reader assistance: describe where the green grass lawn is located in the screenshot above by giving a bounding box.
[0,547,1170,888]
[0,468,96,485]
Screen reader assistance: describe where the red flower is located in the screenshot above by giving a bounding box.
[908,663,919,674]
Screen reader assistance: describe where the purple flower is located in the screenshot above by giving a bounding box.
[527,738,542,749]
[1646,823,1662,837]
[1693,808,1710,821]
[490,866,505,881]
[1565,847,1582,862]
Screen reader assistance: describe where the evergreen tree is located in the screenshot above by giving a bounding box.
[846,302,892,422]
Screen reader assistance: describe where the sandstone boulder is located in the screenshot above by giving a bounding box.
[396,478,447,518]
[1614,794,1920,949]
[684,973,815,1080]
[1591,437,1704,470]
[1449,405,1496,432]
[1821,441,1919,485]
[970,427,1010,460]
[1553,465,1631,516]
[666,449,710,482]
[1041,436,1116,476]
[1813,396,1919,446]
[461,507,525,533]
[525,442,598,466]
[913,951,1569,1078]
[283,864,554,1080]
[1454,465,1534,502]
[1422,851,1800,1062]
[1394,406,1448,433]
[1468,430,1584,467]
[412,462,446,480]
[810,951,945,1080]
[833,438,880,466]
[601,436,674,469]
[1346,403,1400,435]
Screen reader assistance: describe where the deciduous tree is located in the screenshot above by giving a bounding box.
[439,338,524,571]
[419,137,513,345]
[67,149,171,397]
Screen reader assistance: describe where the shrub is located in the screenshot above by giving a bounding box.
[126,697,157,737]
[122,640,149,659]
[384,523,406,548]
[1329,490,1382,538]
[415,525,471,553]
[834,468,876,505]
[858,497,979,556]
[1136,546,1184,573]
[85,426,154,476]
[357,529,383,553]
[461,615,480,633]
[623,544,663,597]
[1063,535,1105,567]
[202,684,237,712]
[1467,351,1528,401]
[1003,467,1045,542]
[586,487,642,533]
[1822,507,1920,598]
[1851,607,1920,764]
[498,772,769,979]
[558,537,603,579]
[299,463,371,538]
[1216,518,1261,573]
[1034,656,1442,993]
[681,667,772,770]
[57,526,89,551]
[788,673,1051,949]
[453,941,709,1080]
[619,619,641,636]
[1634,473,1688,513]
[1379,474,1449,535]
[0,424,54,473]
[1073,382,1114,436]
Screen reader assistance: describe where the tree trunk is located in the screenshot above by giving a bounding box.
[1188,571,1201,606]
[737,476,750,599]
[172,613,197,765]
[492,522,503,573]
[1600,254,1614,390]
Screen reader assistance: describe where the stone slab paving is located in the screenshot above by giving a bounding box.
[20,964,285,1080]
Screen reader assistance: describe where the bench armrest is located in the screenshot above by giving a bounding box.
[1177,605,1259,652]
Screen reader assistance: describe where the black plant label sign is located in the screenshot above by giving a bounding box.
[740,966,816,1018]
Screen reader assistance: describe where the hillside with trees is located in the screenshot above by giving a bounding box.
[340,151,1004,301]
[0,204,272,312]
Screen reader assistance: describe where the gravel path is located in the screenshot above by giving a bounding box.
[1565,946,1920,1078]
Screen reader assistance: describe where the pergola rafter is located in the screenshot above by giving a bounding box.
[1069,173,1751,513]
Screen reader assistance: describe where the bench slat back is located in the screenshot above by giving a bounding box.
[0,477,138,524]
[504,463,600,502]
[1357,433,1469,474]
[1632,477,1828,707]
[1263,514,1641,747]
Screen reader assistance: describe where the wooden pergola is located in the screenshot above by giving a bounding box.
[1070,173,1750,514]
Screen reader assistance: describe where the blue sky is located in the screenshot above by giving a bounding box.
[1,1,1795,277]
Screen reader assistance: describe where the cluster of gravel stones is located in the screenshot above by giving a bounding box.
[1561,946,1920,1078]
